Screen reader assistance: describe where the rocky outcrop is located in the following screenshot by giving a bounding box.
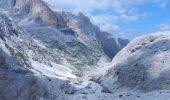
[102,31,170,92]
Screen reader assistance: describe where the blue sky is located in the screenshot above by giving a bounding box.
[44,0,170,39]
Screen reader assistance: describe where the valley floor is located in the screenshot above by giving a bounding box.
[69,81,170,100]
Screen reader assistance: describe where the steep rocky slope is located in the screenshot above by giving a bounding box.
[0,14,76,100]
[102,31,170,92]
[0,0,128,70]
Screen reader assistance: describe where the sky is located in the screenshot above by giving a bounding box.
[44,0,170,39]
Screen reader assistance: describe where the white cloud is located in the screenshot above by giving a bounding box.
[119,28,136,39]
[122,0,148,7]
[101,23,120,33]
[159,2,167,8]
[158,24,170,31]
[120,14,139,22]
[153,0,169,8]
[89,14,119,32]
[111,0,126,14]
[44,0,109,14]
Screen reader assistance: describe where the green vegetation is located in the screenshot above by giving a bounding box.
[5,43,15,55]
[39,48,48,54]
[89,76,102,83]
[15,52,32,68]
[10,28,19,36]
[73,70,83,77]
[74,63,85,71]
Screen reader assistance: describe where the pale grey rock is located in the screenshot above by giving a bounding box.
[0,0,67,28]
[102,32,170,92]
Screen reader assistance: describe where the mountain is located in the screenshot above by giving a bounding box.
[102,31,170,92]
[0,0,128,63]
[0,0,131,100]
[1,0,170,99]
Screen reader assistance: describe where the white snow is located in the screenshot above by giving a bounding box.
[27,50,76,80]
[30,59,76,80]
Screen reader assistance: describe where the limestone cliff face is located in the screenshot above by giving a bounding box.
[66,12,129,59]
[0,0,67,28]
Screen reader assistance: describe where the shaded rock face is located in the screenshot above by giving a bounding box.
[101,37,129,59]
[69,12,129,59]
[77,12,93,35]
[101,37,119,59]
[102,32,170,92]
[0,56,69,100]
[0,35,46,100]
[95,30,129,59]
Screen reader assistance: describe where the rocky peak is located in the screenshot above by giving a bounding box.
[0,0,67,28]
[78,12,93,31]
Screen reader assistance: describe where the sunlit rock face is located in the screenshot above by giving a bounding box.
[0,0,67,28]
[102,31,170,91]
